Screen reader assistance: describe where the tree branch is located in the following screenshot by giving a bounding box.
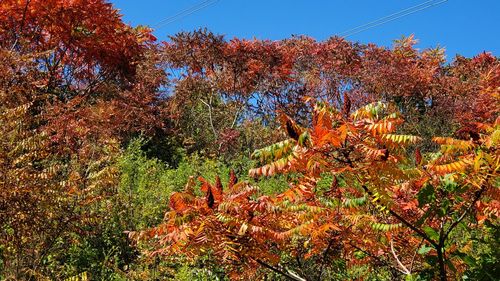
[200,97,218,141]
[409,238,424,273]
[348,242,403,275]
[390,238,410,275]
[256,259,307,281]
[317,236,335,281]
[362,185,439,248]
[444,186,485,241]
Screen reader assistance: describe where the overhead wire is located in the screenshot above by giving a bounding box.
[339,0,437,36]
[152,0,447,37]
[154,0,219,29]
[339,0,448,38]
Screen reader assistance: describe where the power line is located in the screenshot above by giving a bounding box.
[339,0,448,38]
[154,0,215,26]
[154,0,219,29]
[340,0,448,38]
[339,0,437,36]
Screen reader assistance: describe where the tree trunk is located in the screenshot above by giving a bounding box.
[436,246,447,281]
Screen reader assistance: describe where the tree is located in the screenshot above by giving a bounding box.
[0,1,166,278]
[138,100,498,280]
[162,30,498,158]
[1,0,166,147]
[251,101,498,280]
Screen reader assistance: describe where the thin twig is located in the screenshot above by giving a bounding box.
[390,238,410,275]
[444,186,485,240]
[409,238,424,273]
[199,96,218,140]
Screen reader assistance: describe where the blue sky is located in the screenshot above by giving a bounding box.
[111,0,499,59]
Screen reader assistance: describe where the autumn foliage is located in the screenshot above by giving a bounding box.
[0,0,165,279]
[134,100,499,280]
[0,1,498,280]
[163,30,499,156]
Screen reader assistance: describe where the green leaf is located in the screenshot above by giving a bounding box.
[404,274,417,281]
[437,199,451,217]
[418,245,433,255]
[423,226,439,242]
[298,131,310,147]
[354,250,366,259]
[343,196,367,208]
[445,258,457,272]
[417,184,435,207]
[463,255,476,267]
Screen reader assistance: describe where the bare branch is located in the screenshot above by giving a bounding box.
[256,259,308,281]
[199,96,218,140]
[390,238,410,275]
